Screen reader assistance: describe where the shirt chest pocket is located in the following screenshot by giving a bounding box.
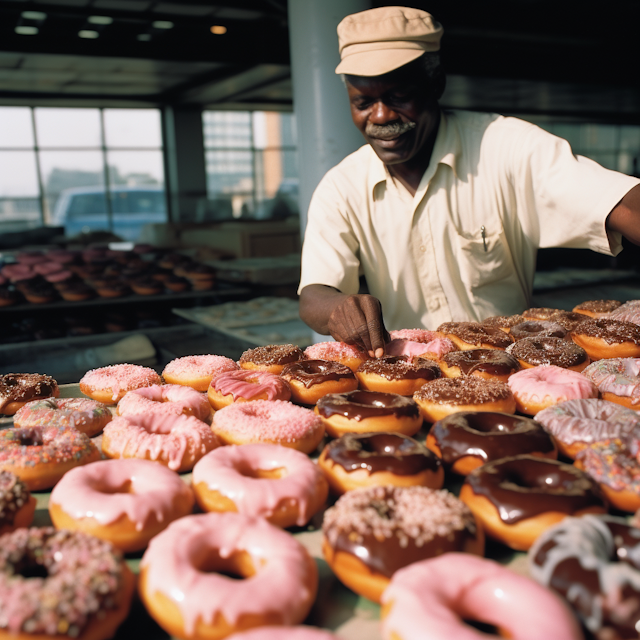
[454,226,515,290]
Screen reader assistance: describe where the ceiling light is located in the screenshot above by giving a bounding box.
[210,25,227,35]
[15,25,38,35]
[88,15,113,25]
[152,20,173,29]
[78,30,99,38]
[21,11,46,21]
[137,33,151,41]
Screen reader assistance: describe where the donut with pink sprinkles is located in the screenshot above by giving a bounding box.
[79,364,162,405]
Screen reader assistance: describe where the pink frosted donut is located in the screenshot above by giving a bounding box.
[582,357,640,410]
[609,299,640,325]
[212,399,325,454]
[381,553,583,640]
[304,341,369,372]
[16,252,47,265]
[14,397,112,437]
[192,443,328,527]
[1,263,34,281]
[79,364,162,405]
[229,628,339,640]
[507,364,597,415]
[389,329,439,343]
[45,269,74,283]
[163,354,239,392]
[139,512,318,638]
[101,413,221,472]
[117,384,211,422]
[207,369,291,410]
[49,458,194,552]
[46,249,78,264]
[33,261,63,276]
[385,337,457,360]
[535,398,640,459]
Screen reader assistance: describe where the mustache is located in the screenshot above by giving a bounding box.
[365,120,416,140]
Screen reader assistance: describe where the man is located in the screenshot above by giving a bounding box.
[297,6,640,357]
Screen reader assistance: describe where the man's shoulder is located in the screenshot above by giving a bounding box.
[446,109,539,139]
[317,144,380,194]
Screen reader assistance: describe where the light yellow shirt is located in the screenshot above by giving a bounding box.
[299,110,639,330]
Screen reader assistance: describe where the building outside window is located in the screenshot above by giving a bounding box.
[0,107,166,241]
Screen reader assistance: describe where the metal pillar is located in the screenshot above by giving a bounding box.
[287,0,371,234]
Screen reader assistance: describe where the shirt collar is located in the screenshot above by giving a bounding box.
[369,110,459,197]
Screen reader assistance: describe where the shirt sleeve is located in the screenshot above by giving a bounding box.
[297,170,362,296]
[510,121,640,255]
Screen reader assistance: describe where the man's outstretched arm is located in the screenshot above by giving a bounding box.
[606,183,640,245]
[299,284,389,358]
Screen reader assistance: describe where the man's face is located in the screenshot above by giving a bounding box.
[345,66,440,166]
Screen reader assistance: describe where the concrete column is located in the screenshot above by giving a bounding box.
[287,0,370,233]
[162,106,207,223]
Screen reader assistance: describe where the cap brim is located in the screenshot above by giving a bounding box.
[335,48,425,77]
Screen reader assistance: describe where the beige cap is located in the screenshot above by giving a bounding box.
[335,6,443,77]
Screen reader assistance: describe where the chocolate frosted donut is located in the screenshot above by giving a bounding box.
[0,471,35,534]
[318,432,443,494]
[437,322,514,350]
[507,336,589,370]
[510,320,567,341]
[322,485,483,603]
[315,390,423,438]
[440,349,520,382]
[460,455,607,550]
[0,373,58,415]
[355,356,441,396]
[239,344,305,374]
[413,377,516,423]
[281,359,357,405]
[549,310,590,332]
[426,412,556,475]
[572,318,640,360]
[572,299,622,318]
[522,307,561,320]
[480,314,526,331]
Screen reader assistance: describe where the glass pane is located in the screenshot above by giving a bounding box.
[280,112,297,146]
[205,149,253,195]
[0,107,34,148]
[34,108,102,148]
[253,111,288,150]
[106,150,164,187]
[0,151,39,197]
[619,125,640,152]
[580,124,618,152]
[203,112,251,149]
[103,109,162,148]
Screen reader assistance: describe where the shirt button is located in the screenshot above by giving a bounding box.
[419,245,426,252]
[428,299,441,311]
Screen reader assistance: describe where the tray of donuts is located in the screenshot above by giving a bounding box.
[0,297,638,639]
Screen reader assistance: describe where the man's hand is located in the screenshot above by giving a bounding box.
[299,285,389,357]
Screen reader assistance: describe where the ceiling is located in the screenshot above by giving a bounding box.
[0,0,639,121]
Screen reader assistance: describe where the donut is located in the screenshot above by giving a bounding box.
[459,455,607,551]
[304,341,369,372]
[239,344,305,374]
[582,357,640,410]
[79,364,162,405]
[0,527,134,640]
[208,369,291,410]
[162,354,239,392]
[94,280,130,298]
[322,485,483,603]
[436,321,514,350]
[506,336,590,371]
[549,310,591,332]
[101,413,221,473]
[14,397,112,437]
[385,332,457,361]
[22,282,57,304]
[228,628,340,640]
[413,377,516,423]
[481,313,527,332]
[164,275,190,292]
[507,364,598,415]
[572,299,622,318]
[610,299,640,325]
[0,373,59,415]
[571,317,640,360]
[280,359,358,405]
[530,515,640,639]
[139,512,318,639]
[522,307,561,320]
[49,458,194,552]
[16,251,47,265]
[117,384,211,422]
[355,355,441,396]
[0,426,101,491]
[381,553,583,640]
[192,443,328,528]
[318,432,443,494]
[439,348,520,382]
[58,282,94,301]
[211,400,325,454]
[574,437,640,512]
[130,277,163,295]
[426,411,556,475]
[509,320,568,341]
[314,389,423,438]
[0,471,36,534]
[535,398,640,459]
[0,287,18,307]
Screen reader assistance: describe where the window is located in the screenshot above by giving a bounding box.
[0,107,166,241]
[202,111,298,220]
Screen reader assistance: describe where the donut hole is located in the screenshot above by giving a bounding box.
[14,429,44,447]
[16,557,49,580]
[196,549,256,580]
[502,468,564,491]
[463,413,526,435]
[463,619,500,634]
[234,461,286,480]
[100,479,134,495]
